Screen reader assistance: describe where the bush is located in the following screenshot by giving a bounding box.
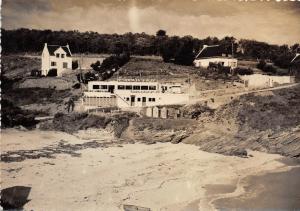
[257,60,266,70]
[234,67,253,75]
[1,99,38,128]
[263,64,277,74]
[47,68,57,77]
[72,60,79,70]
[30,69,42,77]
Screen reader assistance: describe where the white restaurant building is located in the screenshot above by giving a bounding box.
[82,80,190,109]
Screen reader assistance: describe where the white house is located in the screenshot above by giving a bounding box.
[82,80,190,110]
[41,43,72,77]
[193,45,237,69]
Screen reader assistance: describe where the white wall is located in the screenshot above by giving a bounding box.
[240,74,294,88]
[194,57,238,68]
[41,46,50,75]
[41,46,72,76]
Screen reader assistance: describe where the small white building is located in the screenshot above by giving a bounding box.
[82,80,190,110]
[41,43,72,77]
[193,45,237,69]
[240,74,295,88]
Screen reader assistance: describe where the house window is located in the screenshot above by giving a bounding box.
[133,85,140,90]
[126,97,130,101]
[118,85,125,90]
[93,85,100,89]
[63,62,68,68]
[152,98,156,102]
[141,86,148,90]
[61,54,65,58]
[56,53,59,58]
[149,86,156,90]
[148,98,155,102]
[51,62,56,66]
[125,85,132,90]
[137,98,141,102]
[100,85,108,89]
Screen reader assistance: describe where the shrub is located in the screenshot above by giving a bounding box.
[257,60,266,70]
[234,67,253,75]
[47,68,57,77]
[263,64,277,74]
[30,69,42,77]
[72,60,79,70]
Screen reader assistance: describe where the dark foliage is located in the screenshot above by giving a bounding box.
[30,69,42,77]
[1,99,38,128]
[47,68,57,77]
[2,28,299,69]
[72,60,79,70]
[233,67,254,75]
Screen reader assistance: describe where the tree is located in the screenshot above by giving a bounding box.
[156,30,167,37]
[174,36,195,66]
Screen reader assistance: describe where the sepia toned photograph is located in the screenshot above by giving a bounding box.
[1,0,300,210]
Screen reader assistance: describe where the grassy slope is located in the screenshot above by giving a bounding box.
[184,84,300,159]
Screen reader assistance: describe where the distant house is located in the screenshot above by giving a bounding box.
[193,45,237,69]
[41,43,72,77]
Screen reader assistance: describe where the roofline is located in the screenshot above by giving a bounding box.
[194,56,237,60]
[195,44,220,59]
[291,54,300,63]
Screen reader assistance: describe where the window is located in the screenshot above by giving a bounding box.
[137,98,141,102]
[152,98,156,102]
[148,98,156,102]
[100,85,108,89]
[61,54,65,58]
[51,62,56,66]
[149,86,156,90]
[118,85,125,90]
[141,86,148,90]
[93,85,100,89]
[125,85,132,90]
[148,98,152,102]
[63,62,68,68]
[126,97,130,101]
[56,53,59,58]
[133,85,140,90]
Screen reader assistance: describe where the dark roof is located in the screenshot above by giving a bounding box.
[291,54,300,63]
[47,45,72,57]
[195,45,232,59]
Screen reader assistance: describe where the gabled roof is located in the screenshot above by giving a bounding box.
[195,45,232,59]
[47,45,72,57]
[291,54,300,63]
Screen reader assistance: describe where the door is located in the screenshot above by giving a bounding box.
[130,95,135,106]
[142,97,146,106]
[108,85,115,93]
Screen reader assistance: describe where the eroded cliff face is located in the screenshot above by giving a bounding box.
[124,85,300,159]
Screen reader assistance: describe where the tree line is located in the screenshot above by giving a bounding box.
[2,28,299,68]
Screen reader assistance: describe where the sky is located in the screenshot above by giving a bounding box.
[2,0,300,45]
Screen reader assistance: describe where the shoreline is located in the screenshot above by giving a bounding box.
[1,129,299,210]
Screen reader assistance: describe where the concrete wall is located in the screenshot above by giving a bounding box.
[194,57,238,68]
[240,74,294,88]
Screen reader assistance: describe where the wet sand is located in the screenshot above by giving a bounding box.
[213,166,300,210]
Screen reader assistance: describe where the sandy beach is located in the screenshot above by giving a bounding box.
[1,129,298,211]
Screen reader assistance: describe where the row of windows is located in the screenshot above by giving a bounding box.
[51,62,68,68]
[56,53,65,58]
[118,85,156,90]
[92,84,156,90]
[124,97,156,102]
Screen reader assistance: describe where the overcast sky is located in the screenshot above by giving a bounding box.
[2,0,300,45]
